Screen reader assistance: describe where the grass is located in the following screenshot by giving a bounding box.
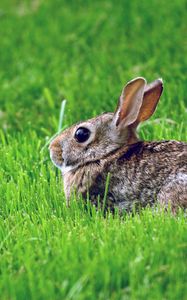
[0,0,187,299]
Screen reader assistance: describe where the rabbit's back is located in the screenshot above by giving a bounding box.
[108,141,187,209]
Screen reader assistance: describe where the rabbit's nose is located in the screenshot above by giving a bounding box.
[49,138,64,169]
[49,136,61,150]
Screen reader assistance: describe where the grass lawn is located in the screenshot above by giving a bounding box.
[0,0,187,299]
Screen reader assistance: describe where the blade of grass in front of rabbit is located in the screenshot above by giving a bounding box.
[102,172,111,213]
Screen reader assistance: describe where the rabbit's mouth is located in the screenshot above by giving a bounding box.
[50,151,78,175]
[60,163,79,176]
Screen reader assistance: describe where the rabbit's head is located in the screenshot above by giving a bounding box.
[50,77,163,174]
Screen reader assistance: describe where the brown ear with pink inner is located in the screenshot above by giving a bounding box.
[133,78,163,126]
[113,77,147,128]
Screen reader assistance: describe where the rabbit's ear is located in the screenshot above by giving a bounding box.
[113,77,147,128]
[133,78,163,125]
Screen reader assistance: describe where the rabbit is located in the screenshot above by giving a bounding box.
[49,77,187,213]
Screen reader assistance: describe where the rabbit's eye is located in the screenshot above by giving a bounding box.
[74,127,91,143]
